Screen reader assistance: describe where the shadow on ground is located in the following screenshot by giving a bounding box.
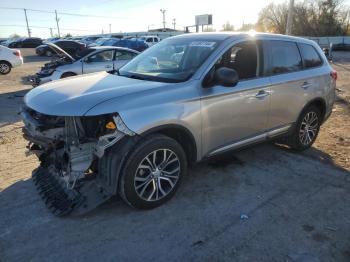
[0,89,29,128]
[1,143,349,261]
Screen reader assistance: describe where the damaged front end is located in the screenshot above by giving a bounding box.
[21,106,135,216]
[28,58,71,86]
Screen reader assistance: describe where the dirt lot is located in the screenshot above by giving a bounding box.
[0,49,349,262]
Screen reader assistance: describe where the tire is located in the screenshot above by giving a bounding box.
[118,134,187,209]
[0,61,11,75]
[60,72,76,79]
[287,105,321,151]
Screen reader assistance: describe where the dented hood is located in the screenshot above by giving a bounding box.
[24,71,166,116]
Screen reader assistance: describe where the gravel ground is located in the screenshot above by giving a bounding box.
[0,49,349,262]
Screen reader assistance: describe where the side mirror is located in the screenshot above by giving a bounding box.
[214,67,239,87]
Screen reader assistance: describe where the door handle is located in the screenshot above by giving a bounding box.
[301,82,312,89]
[255,90,270,99]
[105,65,112,69]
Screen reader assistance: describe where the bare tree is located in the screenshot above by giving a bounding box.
[256,0,350,36]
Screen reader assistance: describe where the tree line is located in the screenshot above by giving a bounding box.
[218,0,350,36]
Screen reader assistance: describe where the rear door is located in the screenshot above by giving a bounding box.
[82,49,115,74]
[266,40,312,129]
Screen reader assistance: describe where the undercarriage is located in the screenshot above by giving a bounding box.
[21,105,136,216]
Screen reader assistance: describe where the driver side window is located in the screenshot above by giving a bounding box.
[215,41,260,80]
[87,50,114,63]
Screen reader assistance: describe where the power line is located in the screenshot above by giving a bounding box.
[0,24,98,32]
[0,6,134,19]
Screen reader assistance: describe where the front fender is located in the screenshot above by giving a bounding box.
[84,80,203,159]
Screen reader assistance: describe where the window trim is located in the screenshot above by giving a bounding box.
[297,42,324,70]
[87,49,115,63]
[202,39,265,86]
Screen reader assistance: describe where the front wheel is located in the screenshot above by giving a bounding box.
[119,134,187,209]
[287,105,321,151]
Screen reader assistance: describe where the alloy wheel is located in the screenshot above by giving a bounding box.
[0,63,10,74]
[299,111,319,146]
[134,149,180,202]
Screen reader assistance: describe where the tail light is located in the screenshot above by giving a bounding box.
[13,50,21,57]
[330,70,337,81]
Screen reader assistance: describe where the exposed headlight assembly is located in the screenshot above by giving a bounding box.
[95,115,135,157]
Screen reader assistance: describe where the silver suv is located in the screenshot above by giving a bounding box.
[21,33,336,215]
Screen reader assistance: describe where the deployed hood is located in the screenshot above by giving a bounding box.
[24,71,166,116]
[47,42,75,62]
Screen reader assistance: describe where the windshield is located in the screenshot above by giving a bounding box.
[118,37,221,83]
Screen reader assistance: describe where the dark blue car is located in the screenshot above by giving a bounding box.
[102,39,148,52]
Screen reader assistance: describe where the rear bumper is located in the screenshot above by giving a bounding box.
[11,57,23,67]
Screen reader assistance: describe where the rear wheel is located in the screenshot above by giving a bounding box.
[287,105,321,151]
[0,61,11,75]
[119,134,187,209]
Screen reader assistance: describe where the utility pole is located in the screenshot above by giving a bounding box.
[55,10,61,37]
[109,24,111,34]
[23,9,31,37]
[50,28,53,37]
[160,9,166,31]
[172,18,176,30]
[286,0,294,35]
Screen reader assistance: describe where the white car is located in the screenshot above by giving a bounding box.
[0,45,23,74]
[138,36,160,47]
[30,43,139,86]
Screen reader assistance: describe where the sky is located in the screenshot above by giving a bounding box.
[0,0,328,38]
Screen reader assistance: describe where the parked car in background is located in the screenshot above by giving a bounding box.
[30,43,139,85]
[36,40,87,57]
[43,37,61,43]
[80,36,102,45]
[21,33,336,215]
[102,38,148,52]
[331,43,350,51]
[88,37,114,47]
[0,45,23,74]
[138,35,160,47]
[8,37,42,48]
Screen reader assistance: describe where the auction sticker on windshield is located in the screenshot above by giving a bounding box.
[189,41,217,48]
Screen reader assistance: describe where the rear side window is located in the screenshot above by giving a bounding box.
[116,50,137,60]
[298,43,323,68]
[269,40,302,75]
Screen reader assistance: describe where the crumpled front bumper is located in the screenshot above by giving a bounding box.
[27,74,52,87]
[32,166,111,216]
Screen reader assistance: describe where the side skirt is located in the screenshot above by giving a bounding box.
[207,124,293,157]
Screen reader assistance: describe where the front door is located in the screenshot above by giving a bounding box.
[82,49,115,74]
[200,40,271,156]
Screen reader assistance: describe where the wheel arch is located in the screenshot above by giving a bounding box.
[60,71,77,78]
[0,60,12,67]
[302,97,327,123]
[141,124,198,164]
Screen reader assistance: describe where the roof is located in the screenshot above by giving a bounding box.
[170,32,316,45]
[91,46,140,53]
